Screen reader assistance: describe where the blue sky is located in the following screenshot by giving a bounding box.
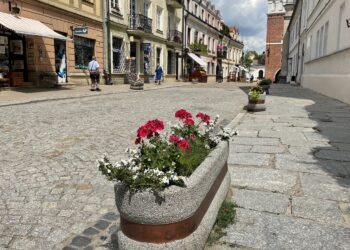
[216,0,267,53]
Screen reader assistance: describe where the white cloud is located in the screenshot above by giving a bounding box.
[215,0,267,53]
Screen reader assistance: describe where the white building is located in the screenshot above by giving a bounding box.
[184,0,243,81]
[285,0,350,104]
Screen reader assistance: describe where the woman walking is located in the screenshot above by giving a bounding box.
[155,63,163,85]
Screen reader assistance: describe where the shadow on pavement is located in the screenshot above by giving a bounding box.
[241,84,350,188]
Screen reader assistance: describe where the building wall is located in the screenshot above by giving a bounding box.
[0,0,104,86]
[265,14,284,81]
[301,0,350,104]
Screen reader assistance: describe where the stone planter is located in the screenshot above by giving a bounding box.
[130,82,144,90]
[247,91,266,112]
[115,141,230,250]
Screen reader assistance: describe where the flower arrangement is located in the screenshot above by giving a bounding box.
[249,86,264,100]
[98,109,237,192]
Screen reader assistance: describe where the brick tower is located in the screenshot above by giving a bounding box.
[265,0,293,82]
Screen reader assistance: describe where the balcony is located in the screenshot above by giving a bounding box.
[128,14,153,34]
[166,0,183,9]
[189,43,208,55]
[167,30,182,45]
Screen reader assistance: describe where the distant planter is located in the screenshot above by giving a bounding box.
[247,86,266,112]
[115,141,230,249]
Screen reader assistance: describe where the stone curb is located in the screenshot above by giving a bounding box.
[0,83,192,108]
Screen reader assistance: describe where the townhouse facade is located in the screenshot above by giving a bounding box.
[0,0,104,87]
[284,0,350,104]
[184,0,243,81]
[104,0,183,84]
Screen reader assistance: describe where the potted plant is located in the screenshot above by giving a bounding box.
[258,78,272,94]
[247,86,266,112]
[98,109,237,249]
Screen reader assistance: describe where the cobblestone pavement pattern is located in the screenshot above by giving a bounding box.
[0,83,247,249]
[211,84,350,250]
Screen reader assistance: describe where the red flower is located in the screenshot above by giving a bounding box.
[137,125,149,138]
[135,137,141,145]
[179,140,190,152]
[169,135,181,144]
[196,112,211,125]
[175,109,192,120]
[135,119,164,143]
[184,118,195,125]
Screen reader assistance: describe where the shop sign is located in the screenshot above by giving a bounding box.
[142,43,151,55]
[74,27,88,35]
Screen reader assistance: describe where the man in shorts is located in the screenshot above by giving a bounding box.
[88,56,101,91]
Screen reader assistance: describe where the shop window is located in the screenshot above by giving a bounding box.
[112,37,123,73]
[74,36,95,69]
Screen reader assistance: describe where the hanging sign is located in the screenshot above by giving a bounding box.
[74,27,88,35]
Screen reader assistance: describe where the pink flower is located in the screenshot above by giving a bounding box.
[196,112,211,125]
[179,140,190,152]
[175,109,192,120]
[136,119,165,142]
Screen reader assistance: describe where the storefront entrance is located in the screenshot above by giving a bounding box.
[0,26,27,87]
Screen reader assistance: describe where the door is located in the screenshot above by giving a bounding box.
[54,39,67,84]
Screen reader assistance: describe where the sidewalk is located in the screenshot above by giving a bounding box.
[218,84,350,249]
[0,81,192,107]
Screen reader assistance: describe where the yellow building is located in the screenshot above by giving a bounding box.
[0,0,104,87]
[105,0,184,83]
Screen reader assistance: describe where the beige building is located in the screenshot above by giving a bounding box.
[0,0,104,87]
[105,0,183,84]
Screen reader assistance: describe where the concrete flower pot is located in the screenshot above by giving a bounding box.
[247,92,266,112]
[115,141,230,250]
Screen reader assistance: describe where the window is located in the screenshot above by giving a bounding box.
[112,37,123,73]
[156,7,163,31]
[187,28,191,44]
[319,26,324,57]
[194,31,198,43]
[202,10,204,20]
[315,30,320,58]
[337,3,345,50]
[195,4,198,15]
[323,22,329,56]
[74,36,95,69]
[144,2,149,17]
[111,0,120,13]
[156,47,162,64]
[187,0,190,12]
[167,50,173,74]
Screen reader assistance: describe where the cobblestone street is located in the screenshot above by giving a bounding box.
[0,83,247,249]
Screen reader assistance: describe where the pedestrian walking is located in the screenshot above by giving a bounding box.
[88,56,101,91]
[155,63,163,85]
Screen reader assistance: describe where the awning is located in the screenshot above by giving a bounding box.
[188,53,206,67]
[239,66,249,72]
[0,12,67,40]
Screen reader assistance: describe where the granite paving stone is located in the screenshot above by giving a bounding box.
[228,153,271,166]
[233,137,280,146]
[292,197,345,226]
[315,149,350,162]
[221,208,350,250]
[229,166,298,194]
[232,189,290,214]
[250,145,285,154]
[300,174,350,202]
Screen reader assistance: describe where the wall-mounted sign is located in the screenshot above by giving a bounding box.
[74,27,88,35]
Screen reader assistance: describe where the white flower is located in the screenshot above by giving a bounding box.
[162,176,170,185]
[205,144,210,149]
